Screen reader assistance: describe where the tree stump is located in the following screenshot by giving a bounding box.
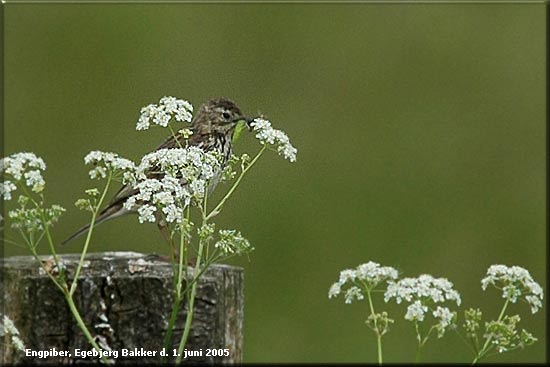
[0,252,244,364]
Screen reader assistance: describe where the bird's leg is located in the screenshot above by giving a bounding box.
[154,217,179,262]
[155,217,197,268]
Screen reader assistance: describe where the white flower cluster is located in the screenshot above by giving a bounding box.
[432,306,455,329]
[1,152,47,197]
[481,265,544,314]
[125,147,224,224]
[344,287,364,304]
[1,181,17,201]
[1,314,26,352]
[328,262,399,304]
[250,118,297,162]
[405,300,428,322]
[432,306,456,337]
[385,274,461,327]
[125,176,188,224]
[384,274,462,305]
[134,146,222,182]
[136,96,193,131]
[84,151,136,181]
[214,229,253,255]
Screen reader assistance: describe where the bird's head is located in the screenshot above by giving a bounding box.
[193,97,254,135]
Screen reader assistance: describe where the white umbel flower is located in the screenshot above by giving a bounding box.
[84,151,136,181]
[481,264,543,314]
[384,274,461,306]
[136,96,193,131]
[0,181,17,200]
[1,152,47,194]
[250,118,297,162]
[405,300,428,322]
[126,147,223,224]
[328,261,399,303]
[344,286,364,304]
[1,152,46,180]
[328,283,341,299]
[433,306,454,327]
[385,273,460,331]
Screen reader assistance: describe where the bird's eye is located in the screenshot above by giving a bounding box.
[222,112,231,120]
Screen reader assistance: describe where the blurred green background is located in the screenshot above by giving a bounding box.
[2,3,546,363]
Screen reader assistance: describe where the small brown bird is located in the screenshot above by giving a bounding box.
[62,97,253,245]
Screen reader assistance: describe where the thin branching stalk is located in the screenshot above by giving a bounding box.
[19,185,66,281]
[41,217,65,280]
[472,299,509,364]
[414,324,435,363]
[64,290,109,363]
[168,125,184,149]
[176,191,208,364]
[206,145,267,220]
[453,328,477,355]
[70,172,112,296]
[175,244,201,364]
[366,289,383,365]
[29,247,65,294]
[414,323,422,363]
[162,205,193,358]
[25,190,110,363]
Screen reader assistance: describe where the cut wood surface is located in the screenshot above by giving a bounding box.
[1,252,243,364]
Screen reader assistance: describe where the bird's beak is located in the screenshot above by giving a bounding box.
[245,117,256,130]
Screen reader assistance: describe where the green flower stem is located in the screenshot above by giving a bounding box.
[158,211,178,288]
[169,125,184,149]
[472,299,510,364]
[70,172,112,297]
[415,324,436,363]
[161,236,182,359]
[29,241,107,363]
[162,207,192,360]
[3,236,29,249]
[415,346,421,363]
[183,205,190,285]
[177,223,187,299]
[19,185,65,281]
[206,145,267,221]
[161,254,216,359]
[414,323,422,363]
[63,289,108,363]
[176,193,208,364]
[366,289,383,365]
[162,230,188,357]
[179,257,216,293]
[34,173,111,362]
[453,328,477,355]
[162,293,181,358]
[41,216,64,279]
[29,247,66,294]
[175,242,202,364]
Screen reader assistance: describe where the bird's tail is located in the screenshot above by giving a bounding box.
[60,204,127,246]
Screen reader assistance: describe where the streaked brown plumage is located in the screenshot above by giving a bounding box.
[62,97,252,245]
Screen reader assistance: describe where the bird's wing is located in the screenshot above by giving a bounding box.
[155,134,178,150]
[107,137,189,207]
[108,184,138,206]
[106,130,202,208]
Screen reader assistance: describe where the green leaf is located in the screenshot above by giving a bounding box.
[232,120,248,143]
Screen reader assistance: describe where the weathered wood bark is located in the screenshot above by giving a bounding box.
[0,252,243,364]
